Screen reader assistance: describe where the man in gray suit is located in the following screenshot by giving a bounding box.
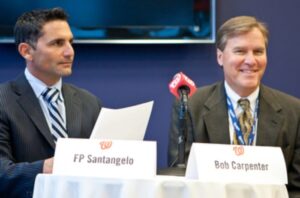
[0,8,101,198]
[169,16,300,197]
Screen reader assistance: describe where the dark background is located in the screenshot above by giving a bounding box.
[0,0,201,41]
[0,0,194,26]
[0,0,299,169]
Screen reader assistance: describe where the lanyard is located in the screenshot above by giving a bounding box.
[226,95,259,145]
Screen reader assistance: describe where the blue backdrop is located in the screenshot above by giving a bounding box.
[0,0,299,169]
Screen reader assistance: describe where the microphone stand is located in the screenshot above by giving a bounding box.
[157,88,189,176]
[158,83,193,176]
[177,89,189,168]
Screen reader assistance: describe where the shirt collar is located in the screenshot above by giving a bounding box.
[224,81,259,111]
[24,68,63,99]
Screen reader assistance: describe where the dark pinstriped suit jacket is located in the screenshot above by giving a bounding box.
[168,82,300,197]
[0,75,101,198]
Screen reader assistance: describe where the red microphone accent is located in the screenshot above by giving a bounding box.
[169,72,197,99]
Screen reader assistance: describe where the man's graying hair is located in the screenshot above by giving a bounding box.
[216,16,269,51]
[14,7,68,47]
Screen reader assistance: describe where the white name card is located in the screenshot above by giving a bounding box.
[185,143,287,185]
[53,138,156,179]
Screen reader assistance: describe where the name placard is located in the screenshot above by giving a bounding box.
[185,143,287,185]
[53,138,156,179]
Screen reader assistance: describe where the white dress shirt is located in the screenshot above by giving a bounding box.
[24,68,66,132]
[224,81,259,145]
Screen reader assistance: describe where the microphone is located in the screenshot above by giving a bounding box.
[168,72,196,167]
[169,72,197,100]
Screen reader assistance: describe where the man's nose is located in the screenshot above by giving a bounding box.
[244,52,256,65]
[64,42,74,57]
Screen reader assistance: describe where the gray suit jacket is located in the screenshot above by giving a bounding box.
[169,82,300,197]
[0,75,101,198]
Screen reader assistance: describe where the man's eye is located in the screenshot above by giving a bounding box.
[254,50,264,55]
[234,50,245,54]
[53,40,64,46]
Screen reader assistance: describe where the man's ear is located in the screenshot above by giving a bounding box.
[216,48,223,67]
[18,43,33,61]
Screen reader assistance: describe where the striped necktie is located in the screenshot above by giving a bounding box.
[42,88,68,142]
[237,98,253,145]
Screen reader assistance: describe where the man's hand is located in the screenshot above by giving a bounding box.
[43,157,54,174]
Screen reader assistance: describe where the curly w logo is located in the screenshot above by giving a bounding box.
[100,141,112,150]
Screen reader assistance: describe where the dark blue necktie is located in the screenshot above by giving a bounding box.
[42,88,68,142]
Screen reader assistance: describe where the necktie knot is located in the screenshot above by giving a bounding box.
[238,98,250,111]
[42,88,60,104]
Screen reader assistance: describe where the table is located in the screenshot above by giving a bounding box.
[33,174,288,198]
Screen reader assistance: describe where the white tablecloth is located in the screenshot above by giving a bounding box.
[33,174,288,198]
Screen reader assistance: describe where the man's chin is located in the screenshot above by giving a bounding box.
[61,70,72,77]
[242,84,259,92]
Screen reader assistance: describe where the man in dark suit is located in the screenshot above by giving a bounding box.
[169,16,300,197]
[0,8,101,198]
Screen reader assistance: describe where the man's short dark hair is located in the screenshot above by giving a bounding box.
[14,7,68,47]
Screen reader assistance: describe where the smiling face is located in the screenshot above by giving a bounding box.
[217,27,267,97]
[24,20,74,86]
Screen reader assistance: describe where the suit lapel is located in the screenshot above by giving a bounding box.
[62,84,82,137]
[13,75,55,148]
[202,83,231,144]
[256,85,283,146]
[203,84,283,146]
